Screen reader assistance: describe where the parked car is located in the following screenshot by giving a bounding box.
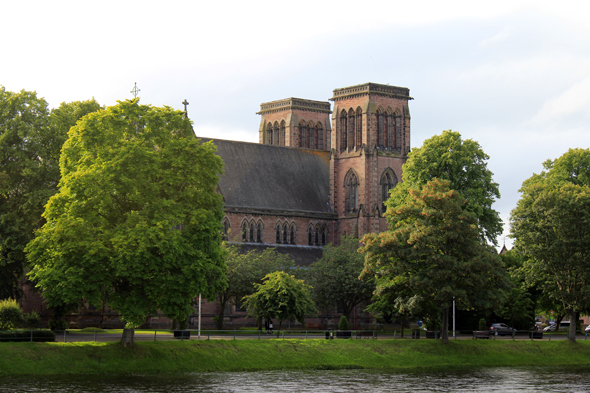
[584,325,590,333]
[489,323,516,336]
[543,324,557,332]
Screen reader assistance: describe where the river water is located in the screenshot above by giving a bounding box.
[1,368,589,392]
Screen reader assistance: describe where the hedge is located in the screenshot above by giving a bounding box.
[0,330,56,342]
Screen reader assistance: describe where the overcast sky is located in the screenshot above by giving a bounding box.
[2,1,589,248]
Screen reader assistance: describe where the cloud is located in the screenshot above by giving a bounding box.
[529,77,590,126]
[478,27,513,48]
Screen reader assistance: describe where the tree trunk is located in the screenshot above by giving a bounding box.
[569,310,577,342]
[99,301,105,329]
[216,300,226,330]
[121,328,134,347]
[278,320,283,330]
[442,305,449,344]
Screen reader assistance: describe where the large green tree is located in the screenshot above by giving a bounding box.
[309,235,374,323]
[0,85,100,301]
[26,99,226,345]
[215,244,294,329]
[390,130,502,245]
[511,148,590,341]
[243,271,315,330]
[362,179,510,343]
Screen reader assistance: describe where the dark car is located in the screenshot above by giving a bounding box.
[489,323,516,336]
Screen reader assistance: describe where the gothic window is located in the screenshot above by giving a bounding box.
[386,112,394,148]
[348,108,355,150]
[266,122,273,145]
[283,223,288,244]
[355,107,362,148]
[276,222,282,244]
[257,221,263,243]
[308,121,315,149]
[222,218,230,241]
[395,115,402,149]
[340,110,347,152]
[273,122,280,146]
[290,224,296,245]
[314,225,320,246]
[280,120,286,146]
[321,225,328,246]
[242,221,248,242]
[380,169,398,212]
[316,123,324,150]
[308,225,313,246]
[249,222,254,242]
[300,121,307,148]
[344,170,359,213]
[376,109,385,147]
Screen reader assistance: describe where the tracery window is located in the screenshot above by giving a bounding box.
[380,169,398,212]
[308,226,313,246]
[308,121,315,149]
[314,225,320,246]
[283,223,288,244]
[276,224,281,244]
[340,110,347,152]
[249,222,254,242]
[321,225,328,246]
[266,122,273,145]
[344,170,359,213]
[242,221,248,242]
[376,109,385,147]
[290,224,296,245]
[355,107,362,148]
[395,115,402,149]
[386,112,394,148]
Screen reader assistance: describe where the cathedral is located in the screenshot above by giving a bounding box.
[204,82,412,265]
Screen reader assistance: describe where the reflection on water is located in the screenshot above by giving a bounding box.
[1,368,590,392]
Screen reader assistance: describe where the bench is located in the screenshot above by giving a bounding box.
[473,330,490,339]
[356,331,376,339]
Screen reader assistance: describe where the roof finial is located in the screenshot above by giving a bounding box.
[131,82,140,99]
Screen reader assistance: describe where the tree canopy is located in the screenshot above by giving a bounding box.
[243,271,315,330]
[362,179,510,343]
[389,130,501,245]
[26,99,226,341]
[510,148,590,341]
[215,244,294,329]
[309,235,374,322]
[0,85,101,301]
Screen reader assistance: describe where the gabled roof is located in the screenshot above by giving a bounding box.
[200,138,332,214]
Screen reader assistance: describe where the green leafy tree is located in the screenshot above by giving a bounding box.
[0,299,23,330]
[362,179,510,343]
[308,235,375,323]
[26,99,226,346]
[243,271,316,330]
[389,130,502,245]
[511,149,590,341]
[215,244,294,329]
[0,87,100,301]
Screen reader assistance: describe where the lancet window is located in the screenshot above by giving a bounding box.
[344,170,359,213]
[340,110,347,152]
[266,122,273,145]
[316,123,324,150]
[380,169,398,212]
[308,121,315,149]
[222,217,230,241]
[280,120,286,146]
[355,107,362,148]
[299,121,307,148]
[273,122,280,146]
[348,108,355,150]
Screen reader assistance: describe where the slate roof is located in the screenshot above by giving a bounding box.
[235,243,324,267]
[200,138,332,214]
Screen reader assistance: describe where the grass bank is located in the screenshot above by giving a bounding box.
[2,339,590,375]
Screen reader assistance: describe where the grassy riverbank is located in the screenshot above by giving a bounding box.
[2,339,590,375]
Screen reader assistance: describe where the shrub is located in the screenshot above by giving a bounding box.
[478,318,488,330]
[23,311,41,329]
[338,316,349,331]
[48,319,68,331]
[0,330,55,342]
[0,299,24,330]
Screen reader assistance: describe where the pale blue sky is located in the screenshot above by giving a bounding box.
[2,0,590,247]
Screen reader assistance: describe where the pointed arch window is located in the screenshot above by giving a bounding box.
[276,222,282,244]
[321,225,328,246]
[257,222,263,243]
[249,222,255,242]
[308,121,315,149]
[316,123,324,150]
[314,225,320,246]
[344,170,359,213]
[340,110,347,152]
[348,108,355,150]
[266,122,273,145]
[380,169,398,212]
[300,121,307,148]
[222,218,230,241]
[394,115,402,149]
[280,120,286,146]
[273,122,280,146]
[242,221,248,242]
[376,109,385,147]
[290,224,296,245]
[308,225,313,246]
[386,112,394,148]
[282,223,288,244]
[355,107,362,148]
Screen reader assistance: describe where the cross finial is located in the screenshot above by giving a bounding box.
[131,82,140,98]
[182,99,189,118]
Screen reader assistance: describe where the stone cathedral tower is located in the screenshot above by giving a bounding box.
[329,83,412,240]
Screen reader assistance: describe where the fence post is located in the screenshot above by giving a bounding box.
[234,330,236,340]
[305,330,308,340]
[549,331,551,341]
[512,329,515,341]
[30,330,32,342]
[94,330,97,342]
[154,331,156,341]
[258,330,260,340]
[64,330,66,343]
[208,330,210,340]
[394,330,396,340]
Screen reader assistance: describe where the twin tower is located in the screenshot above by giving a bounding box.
[257,82,412,239]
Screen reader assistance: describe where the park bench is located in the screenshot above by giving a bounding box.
[473,330,490,339]
[356,331,376,339]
